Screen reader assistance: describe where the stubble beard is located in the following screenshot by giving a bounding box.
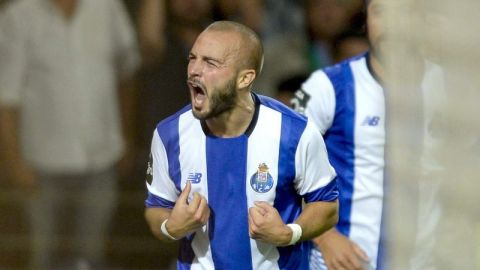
[192,77,238,121]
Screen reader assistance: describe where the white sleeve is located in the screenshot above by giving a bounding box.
[292,70,336,135]
[0,6,27,106]
[294,121,337,200]
[146,130,179,204]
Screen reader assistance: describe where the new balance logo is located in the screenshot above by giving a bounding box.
[187,173,202,184]
[362,116,380,126]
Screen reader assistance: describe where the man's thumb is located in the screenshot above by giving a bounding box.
[178,180,192,203]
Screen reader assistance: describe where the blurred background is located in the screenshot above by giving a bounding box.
[0,0,478,269]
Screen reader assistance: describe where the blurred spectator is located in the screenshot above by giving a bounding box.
[254,0,363,97]
[305,0,361,69]
[332,28,369,63]
[212,0,263,35]
[262,0,305,39]
[0,0,140,269]
[253,31,309,97]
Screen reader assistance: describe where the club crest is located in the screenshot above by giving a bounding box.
[250,162,274,193]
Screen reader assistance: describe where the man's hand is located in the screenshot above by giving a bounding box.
[315,229,369,270]
[166,181,210,239]
[248,201,292,246]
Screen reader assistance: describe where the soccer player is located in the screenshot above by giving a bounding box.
[144,21,339,269]
[292,0,444,269]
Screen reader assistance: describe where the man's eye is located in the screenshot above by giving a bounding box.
[207,61,217,67]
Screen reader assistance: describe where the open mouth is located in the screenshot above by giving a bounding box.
[187,80,207,108]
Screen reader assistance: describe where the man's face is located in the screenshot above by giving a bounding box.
[187,30,241,120]
[368,0,418,59]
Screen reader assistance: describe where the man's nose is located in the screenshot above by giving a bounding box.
[188,60,203,77]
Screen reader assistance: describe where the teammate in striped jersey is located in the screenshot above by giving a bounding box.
[293,0,444,269]
[144,21,339,270]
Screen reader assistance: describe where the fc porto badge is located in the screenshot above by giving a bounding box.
[250,163,274,193]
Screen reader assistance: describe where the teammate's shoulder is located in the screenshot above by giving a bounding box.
[305,53,367,85]
[256,93,307,122]
[323,53,366,75]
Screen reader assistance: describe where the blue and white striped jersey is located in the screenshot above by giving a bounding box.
[145,94,338,270]
[294,53,445,270]
[296,54,385,269]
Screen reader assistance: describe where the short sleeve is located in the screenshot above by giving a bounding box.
[292,70,336,135]
[294,121,338,203]
[145,129,179,208]
[0,7,27,106]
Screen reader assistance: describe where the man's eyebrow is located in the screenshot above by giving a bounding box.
[204,56,223,63]
[188,52,227,66]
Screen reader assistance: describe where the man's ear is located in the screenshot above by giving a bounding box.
[237,69,256,89]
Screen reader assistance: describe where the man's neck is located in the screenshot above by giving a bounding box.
[205,92,256,138]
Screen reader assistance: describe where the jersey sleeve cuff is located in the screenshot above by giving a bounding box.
[145,191,175,208]
[304,178,338,203]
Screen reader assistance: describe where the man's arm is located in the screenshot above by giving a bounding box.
[248,200,338,246]
[144,207,173,242]
[145,181,210,242]
[313,228,369,270]
[0,107,37,189]
[295,200,338,241]
[0,4,35,188]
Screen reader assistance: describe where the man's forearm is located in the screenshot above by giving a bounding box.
[145,207,173,242]
[0,108,22,171]
[295,200,338,241]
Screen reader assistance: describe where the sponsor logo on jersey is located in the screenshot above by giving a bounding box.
[291,89,311,114]
[250,163,274,193]
[361,115,380,126]
[187,173,202,184]
[146,153,153,185]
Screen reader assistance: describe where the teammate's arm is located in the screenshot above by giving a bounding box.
[314,228,369,270]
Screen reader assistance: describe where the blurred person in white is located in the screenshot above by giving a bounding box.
[0,0,140,269]
[292,0,445,269]
[420,0,480,268]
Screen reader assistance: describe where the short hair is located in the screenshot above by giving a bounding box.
[205,21,264,76]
